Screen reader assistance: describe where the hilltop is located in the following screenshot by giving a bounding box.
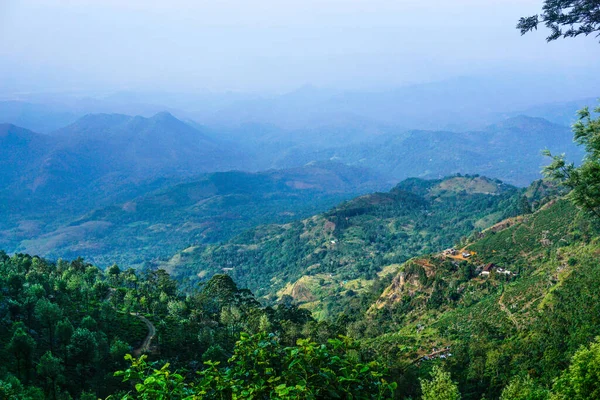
[0,112,256,202]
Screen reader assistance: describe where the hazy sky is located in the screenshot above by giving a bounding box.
[1,0,599,93]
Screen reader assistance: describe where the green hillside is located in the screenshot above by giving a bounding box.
[7,162,383,268]
[356,196,600,399]
[176,175,525,318]
[3,181,600,399]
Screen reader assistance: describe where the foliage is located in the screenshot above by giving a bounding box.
[551,337,600,399]
[0,251,347,398]
[114,333,396,399]
[517,0,600,41]
[420,366,461,400]
[2,162,379,269]
[192,176,524,318]
[543,104,600,218]
[500,376,549,400]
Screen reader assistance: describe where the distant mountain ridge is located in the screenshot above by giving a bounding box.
[1,112,249,200]
[273,115,584,186]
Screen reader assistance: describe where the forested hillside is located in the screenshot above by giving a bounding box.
[3,181,600,399]
[1,162,384,268]
[355,196,600,399]
[176,176,527,318]
[1,252,392,399]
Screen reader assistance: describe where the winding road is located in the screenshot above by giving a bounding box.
[132,313,156,357]
[104,288,156,356]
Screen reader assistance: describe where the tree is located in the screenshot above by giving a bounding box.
[500,376,549,400]
[55,319,74,361]
[0,374,44,400]
[35,298,63,351]
[67,328,99,391]
[106,264,122,284]
[519,195,532,214]
[36,352,64,400]
[7,326,36,382]
[420,366,461,400]
[543,105,600,218]
[551,337,600,399]
[517,0,600,42]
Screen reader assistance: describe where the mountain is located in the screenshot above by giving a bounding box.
[0,95,188,133]
[6,162,386,267]
[0,113,263,261]
[172,175,600,399]
[169,175,525,316]
[0,112,252,200]
[49,111,239,178]
[505,97,599,127]
[0,124,50,188]
[274,116,584,186]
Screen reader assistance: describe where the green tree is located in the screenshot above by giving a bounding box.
[543,105,600,218]
[7,326,36,382]
[55,318,74,361]
[500,376,549,400]
[36,352,64,400]
[107,264,122,285]
[519,195,532,214]
[35,298,63,351]
[67,328,99,391]
[551,337,600,399]
[420,366,461,400]
[517,0,600,42]
[0,374,44,400]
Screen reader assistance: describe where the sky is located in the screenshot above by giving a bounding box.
[0,0,599,93]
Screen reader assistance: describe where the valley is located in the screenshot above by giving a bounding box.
[1,1,600,396]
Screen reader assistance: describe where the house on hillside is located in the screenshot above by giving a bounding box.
[480,263,513,277]
[480,263,496,276]
[443,248,457,256]
[462,252,472,258]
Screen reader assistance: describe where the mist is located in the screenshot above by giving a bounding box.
[1,0,600,94]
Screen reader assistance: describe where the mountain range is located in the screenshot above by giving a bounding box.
[1,161,385,267]
[0,112,250,201]
[0,106,588,270]
[273,116,584,186]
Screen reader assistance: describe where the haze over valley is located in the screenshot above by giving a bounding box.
[1,0,600,399]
